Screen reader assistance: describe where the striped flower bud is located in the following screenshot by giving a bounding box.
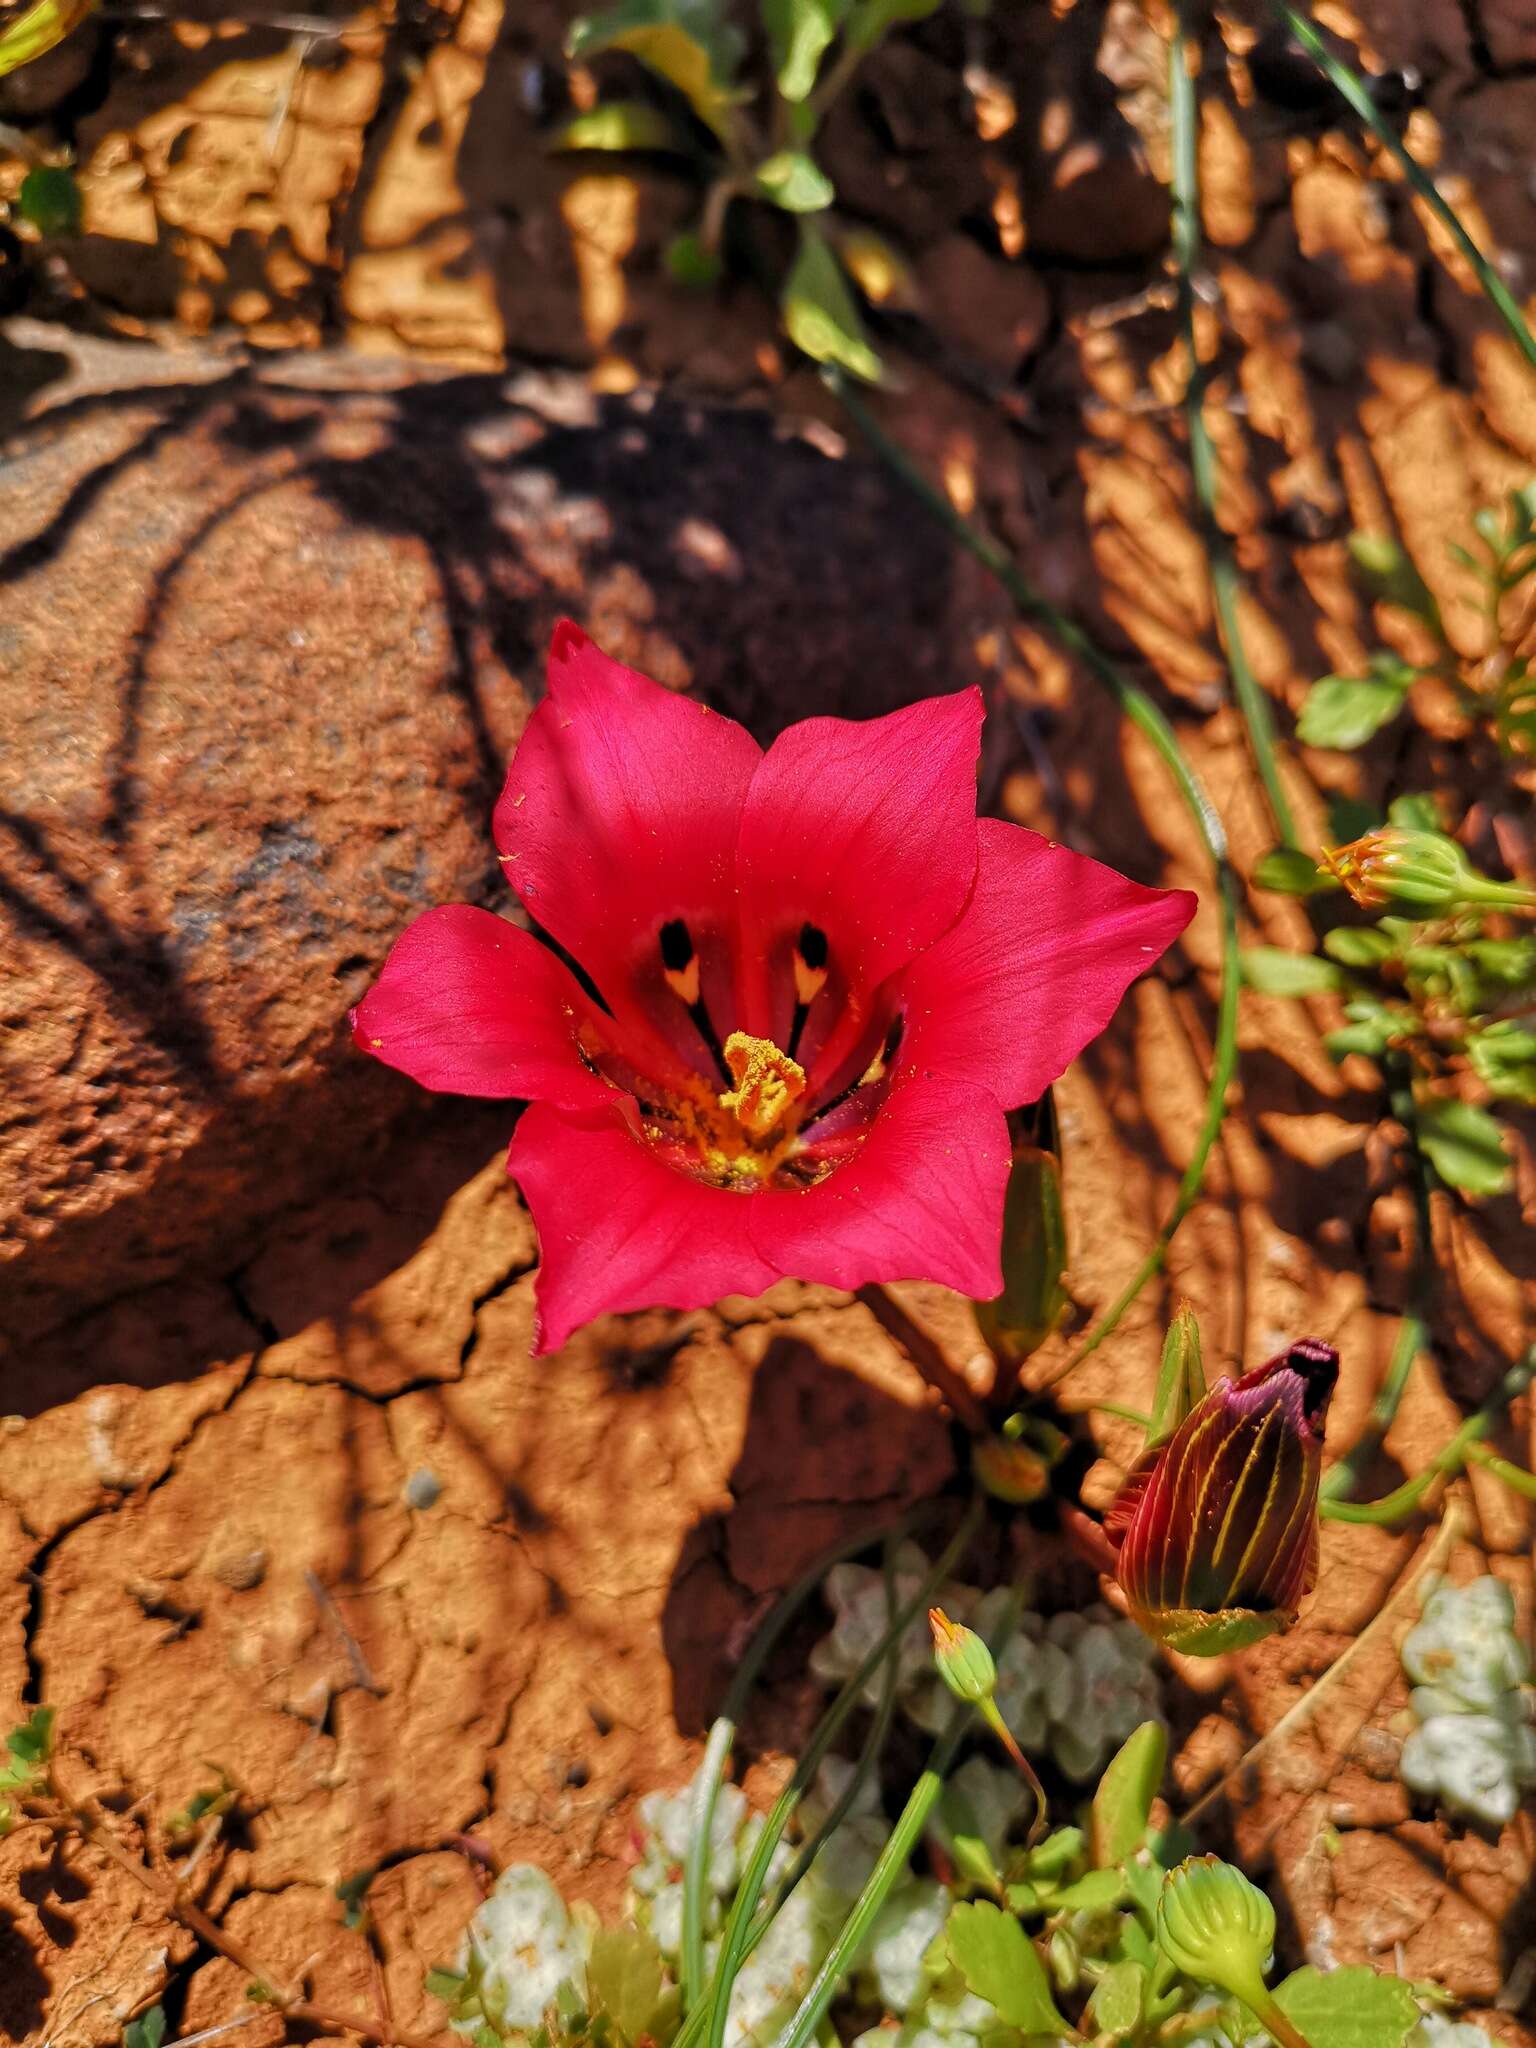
[1104,1339,1338,1657]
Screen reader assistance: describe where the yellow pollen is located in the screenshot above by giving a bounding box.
[719,1031,806,1140]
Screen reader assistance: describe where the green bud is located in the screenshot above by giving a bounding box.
[1048,1925,1080,1993]
[1321,828,1536,913]
[928,1607,996,1704]
[1156,1855,1275,2010]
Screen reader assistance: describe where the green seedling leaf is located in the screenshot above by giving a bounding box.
[1296,665,1414,750]
[1387,791,1441,832]
[1091,1722,1167,1868]
[1414,1095,1513,1196]
[975,1138,1067,1368]
[946,1900,1072,2034]
[762,0,848,101]
[336,1866,377,1931]
[755,148,834,212]
[1087,1957,1146,2034]
[7,1706,55,1766]
[1252,846,1339,896]
[123,2009,166,2048]
[1147,1302,1204,1447]
[1472,506,1504,554]
[1051,1867,1125,1912]
[587,1926,673,2044]
[1469,1023,1536,1106]
[549,101,692,152]
[781,223,881,381]
[1348,531,1443,633]
[18,165,81,236]
[0,0,93,77]
[1241,948,1345,997]
[425,1969,468,2003]
[1272,1964,1419,2048]
[845,0,943,53]
[567,0,744,141]
[1323,926,1397,969]
[664,228,723,286]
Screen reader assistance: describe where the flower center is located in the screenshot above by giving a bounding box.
[719,1031,807,1139]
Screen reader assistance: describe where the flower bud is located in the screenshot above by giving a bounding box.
[929,1608,997,1704]
[1321,828,1536,912]
[1156,1856,1274,2012]
[1105,1339,1338,1656]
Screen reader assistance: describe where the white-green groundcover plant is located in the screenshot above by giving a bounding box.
[1399,1576,1536,1827]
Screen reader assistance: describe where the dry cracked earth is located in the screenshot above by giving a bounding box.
[3,0,1536,2038]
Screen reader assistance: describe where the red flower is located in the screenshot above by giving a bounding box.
[352,623,1194,1353]
[1104,1339,1339,1656]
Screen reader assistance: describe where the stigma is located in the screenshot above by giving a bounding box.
[719,1032,807,1139]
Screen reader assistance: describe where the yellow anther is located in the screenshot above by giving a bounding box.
[719,1031,806,1140]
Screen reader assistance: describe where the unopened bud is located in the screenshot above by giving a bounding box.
[1048,1926,1080,1993]
[1157,1856,1275,2011]
[1321,828,1536,913]
[928,1608,996,1704]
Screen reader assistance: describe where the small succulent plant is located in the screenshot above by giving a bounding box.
[1398,1577,1536,1827]
[810,1546,1163,1780]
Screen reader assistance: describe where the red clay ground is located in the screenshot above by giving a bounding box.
[2,0,1535,2039]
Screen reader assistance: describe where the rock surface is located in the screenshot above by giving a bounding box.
[0,340,986,1348]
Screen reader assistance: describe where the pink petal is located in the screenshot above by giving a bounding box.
[749,1074,1010,1301]
[509,1104,783,1354]
[492,621,761,1009]
[733,690,985,1036]
[511,1074,1009,1354]
[898,819,1196,1107]
[352,904,616,1110]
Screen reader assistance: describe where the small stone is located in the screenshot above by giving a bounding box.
[214,1547,268,1592]
[404,1466,443,1511]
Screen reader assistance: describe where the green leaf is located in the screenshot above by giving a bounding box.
[587,1926,674,2043]
[762,0,848,101]
[1414,1095,1513,1196]
[755,148,834,212]
[946,1900,1072,2034]
[6,1707,55,1770]
[123,2010,166,2048]
[1326,794,1381,844]
[0,0,93,78]
[664,228,723,286]
[975,1139,1067,1367]
[1051,1867,1126,1912]
[1347,532,1443,633]
[567,0,744,142]
[1241,948,1345,997]
[845,0,943,53]
[1091,1722,1166,1869]
[1469,1023,1536,1105]
[336,1866,377,1931]
[1272,1965,1419,2048]
[1296,669,1412,750]
[1147,1303,1204,1447]
[1087,1957,1146,2034]
[18,165,81,236]
[549,101,693,152]
[425,1970,467,2002]
[1252,846,1339,896]
[1387,791,1441,832]
[781,224,881,382]
[1322,926,1397,969]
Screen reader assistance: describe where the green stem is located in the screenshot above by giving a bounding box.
[700,1503,984,2048]
[1248,1989,1316,2048]
[1270,0,1536,371]
[681,1717,737,2008]
[768,1589,1027,2048]
[1321,1306,1423,1501]
[1169,7,1299,849]
[1465,1441,1536,1501]
[1323,1063,1435,1503]
[1321,1349,1535,1524]
[678,1503,936,2006]
[826,370,1243,1383]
